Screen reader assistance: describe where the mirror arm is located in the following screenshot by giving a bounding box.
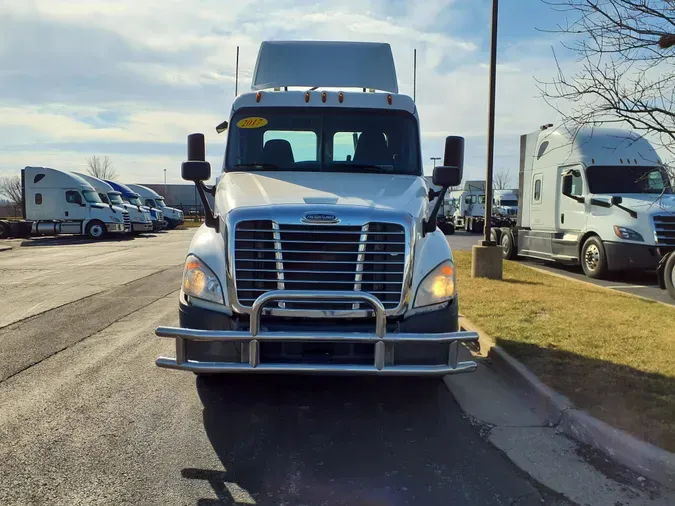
[203,183,216,197]
[195,181,219,231]
[423,187,448,236]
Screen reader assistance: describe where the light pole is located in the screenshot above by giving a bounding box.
[483,0,498,245]
[472,0,503,280]
[163,169,167,197]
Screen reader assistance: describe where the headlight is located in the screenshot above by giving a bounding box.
[613,226,644,242]
[413,260,456,308]
[182,255,224,304]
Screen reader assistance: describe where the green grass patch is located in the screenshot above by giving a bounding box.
[454,250,675,452]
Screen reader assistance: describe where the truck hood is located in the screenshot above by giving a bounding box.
[597,193,675,214]
[216,172,427,216]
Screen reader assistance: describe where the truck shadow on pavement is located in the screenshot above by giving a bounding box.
[187,374,549,506]
[19,234,154,247]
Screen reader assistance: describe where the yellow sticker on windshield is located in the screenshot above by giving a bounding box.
[237,117,268,129]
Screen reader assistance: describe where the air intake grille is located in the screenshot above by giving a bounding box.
[122,211,131,232]
[234,220,406,311]
[654,214,675,251]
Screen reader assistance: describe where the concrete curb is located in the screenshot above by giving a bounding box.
[0,245,12,252]
[459,316,675,488]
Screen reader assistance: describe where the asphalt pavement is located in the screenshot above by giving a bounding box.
[447,230,674,306]
[0,229,572,506]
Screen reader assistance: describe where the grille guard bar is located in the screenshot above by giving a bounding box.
[155,290,479,376]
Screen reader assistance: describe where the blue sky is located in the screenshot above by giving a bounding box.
[0,0,580,187]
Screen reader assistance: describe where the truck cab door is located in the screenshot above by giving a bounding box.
[557,166,587,233]
[64,190,87,221]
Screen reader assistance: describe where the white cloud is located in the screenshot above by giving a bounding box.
[0,0,572,185]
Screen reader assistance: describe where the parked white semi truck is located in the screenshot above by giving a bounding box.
[496,125,675,280]
[445,180,486,233]
[126,184,184,229]
[0,167,129,240]
[154,40,479,376]
[73,173,153,234]
[493,189,519,217]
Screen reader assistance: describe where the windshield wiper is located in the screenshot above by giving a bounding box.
[232,163,281,170]
[327,163,395,173]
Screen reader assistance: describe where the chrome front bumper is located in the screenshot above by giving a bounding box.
[106,223,126,233]
[155,291,479,376]
[132,222,153,232]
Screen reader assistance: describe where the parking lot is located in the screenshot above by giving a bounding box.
[447,231,674,306]
[0,229,575,506]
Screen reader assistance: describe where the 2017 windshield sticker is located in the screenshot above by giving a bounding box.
[237,117,268,129]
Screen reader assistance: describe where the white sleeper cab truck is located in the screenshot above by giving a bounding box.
[154,40,479,376]
[126,184,184,229]
[73,173,153,234]
[445,180,486,233]
[20,167,128,239]
[496,125,675,280]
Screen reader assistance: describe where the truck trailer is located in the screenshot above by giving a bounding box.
[154,40,480,376]
[496,125,675,280]
[0,167,129,240]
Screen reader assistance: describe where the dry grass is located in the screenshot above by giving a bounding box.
[453,251,675,452]
[180,220,204,229]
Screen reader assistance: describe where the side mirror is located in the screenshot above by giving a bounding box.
[439,136,464,187]
[611,196,623,205]
[562,174,572,197]
[182,133,211,182]
[432,165,461,188]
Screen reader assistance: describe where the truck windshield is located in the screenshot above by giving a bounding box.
[155,198,166,208]
[128,196,142,206]
[82,190,102,203]
[225,107,421,175]
[109,193,124,205]
[499,199,518,206]
[586,166,673,194]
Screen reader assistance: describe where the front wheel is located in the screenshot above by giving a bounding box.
[86,220,107,240]
[581,236,608,279]
[665,253,675,300]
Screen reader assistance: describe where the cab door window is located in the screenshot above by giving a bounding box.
[65,191,83,205]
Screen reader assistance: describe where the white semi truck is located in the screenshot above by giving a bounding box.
[496,124,675,281]
[493,189,519,217]
[126,184,184,229]
[154,40,479,376]
[0,167,129,240]
[73,173,153,234]
[445,180,486,233]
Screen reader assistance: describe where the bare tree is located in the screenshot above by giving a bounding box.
[0,175,22,206]
[493,168,512,190]
[87,155,118,180]
[538,0,675,157]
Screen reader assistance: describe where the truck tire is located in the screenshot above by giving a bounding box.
[665,253,675,300]
[581,236,608,279]
[490,228,502,244]
[0,221,9,239]
[86,220,107,240]
[445,222,455,235]
[501,230,517,260]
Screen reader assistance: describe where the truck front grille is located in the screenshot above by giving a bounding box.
[654,214,675,251]
[122,212,131,231]
[234,220,406,312]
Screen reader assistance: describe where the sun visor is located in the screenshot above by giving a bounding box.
[251,41,399,93]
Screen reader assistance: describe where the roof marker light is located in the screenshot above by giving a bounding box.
[321,91,327,103]
[387,94,392,105]
[305,92,310,103]
[256,92,262,103]
[338,92,344,103]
